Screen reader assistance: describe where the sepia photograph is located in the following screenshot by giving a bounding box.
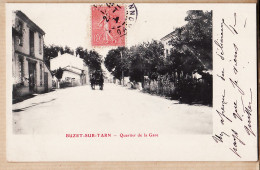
[11,5,212,135]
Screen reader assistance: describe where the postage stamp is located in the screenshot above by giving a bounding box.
[91,4,126,47]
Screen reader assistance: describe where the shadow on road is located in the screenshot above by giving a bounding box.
[13,98,56,112]
[13,94,36,104]
[13,89,56,104]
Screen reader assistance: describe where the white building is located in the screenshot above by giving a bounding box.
[50,52,89,87]
[12,10,53,98]
[160,30,177,58]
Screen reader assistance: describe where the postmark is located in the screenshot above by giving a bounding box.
[91,4,126,46]
[126,3,138,28]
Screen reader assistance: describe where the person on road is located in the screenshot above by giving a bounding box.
[99,73,104,90]
[90,74,95,90]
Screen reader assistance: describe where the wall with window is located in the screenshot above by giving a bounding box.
[161,39,172,58]
[12,53,30,97]
[13,16,30,56]
[13,54,29,86]
[34,32,44,60]
[12,11,50,97]
[62,71,81,81]
[13,15,44,60]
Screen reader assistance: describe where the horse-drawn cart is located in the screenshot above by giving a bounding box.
[90,70,104,90]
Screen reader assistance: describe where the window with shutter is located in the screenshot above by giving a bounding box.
[17,20,24,46]
[18,56,24,84]
[39,35,42,54]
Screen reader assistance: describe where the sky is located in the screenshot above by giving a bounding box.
[8,3,213,75]
[8,3,198,57]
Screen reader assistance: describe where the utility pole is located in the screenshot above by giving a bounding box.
[120,51,124,86]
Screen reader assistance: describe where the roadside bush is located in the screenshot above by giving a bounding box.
[143,74,212,105]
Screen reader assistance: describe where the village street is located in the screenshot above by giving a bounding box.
[13,83,212,135]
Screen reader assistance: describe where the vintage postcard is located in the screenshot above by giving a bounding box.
[5,3,257,161]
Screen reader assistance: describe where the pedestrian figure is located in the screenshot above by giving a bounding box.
[99,74,104,90]
[90,74,95,90]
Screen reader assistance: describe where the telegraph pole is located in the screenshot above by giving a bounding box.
[120,51,124,86]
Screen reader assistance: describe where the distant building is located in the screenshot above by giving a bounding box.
[50,52,89,87]
[161,29,212,80]
[160,30,177,58]
[12,10,53,98]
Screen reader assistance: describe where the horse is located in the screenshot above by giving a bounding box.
[90,71,104,90]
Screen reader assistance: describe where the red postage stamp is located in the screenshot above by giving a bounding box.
[91,4,126,47]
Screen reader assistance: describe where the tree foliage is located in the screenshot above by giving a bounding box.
[127,41,164,82]
[104,10,212,105]
[85,50,102,72]
[168,10,212,74]
[105,47,129,80]
[54,67,63,80]
[104,41,164,83]
[64,46,74,55]
[44,45,103,72]
[75,46,85,58]
[43,44,64,68]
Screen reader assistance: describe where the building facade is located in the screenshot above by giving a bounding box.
[50,52,89,87]
[12,11,53,98]
[161,29,212,80]
[160,30,177,58]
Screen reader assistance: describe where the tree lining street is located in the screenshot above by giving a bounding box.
[13,84,212,135]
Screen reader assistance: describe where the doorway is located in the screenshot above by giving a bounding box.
[44,72,48,92]
[28,62,36,92]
